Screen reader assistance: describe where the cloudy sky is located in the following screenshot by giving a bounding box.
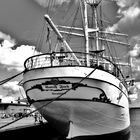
[0,0,140,103]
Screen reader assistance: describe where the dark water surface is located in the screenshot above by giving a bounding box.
[130,108,140,140]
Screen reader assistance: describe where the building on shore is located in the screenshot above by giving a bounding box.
[0,99,31,118]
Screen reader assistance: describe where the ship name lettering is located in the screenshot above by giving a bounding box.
[42,84,71,91]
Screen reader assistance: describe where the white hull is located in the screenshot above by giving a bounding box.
[23,66,130,138]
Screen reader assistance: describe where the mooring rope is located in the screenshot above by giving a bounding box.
[0,70,25,85]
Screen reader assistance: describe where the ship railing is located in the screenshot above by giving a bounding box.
[24,52,130,81]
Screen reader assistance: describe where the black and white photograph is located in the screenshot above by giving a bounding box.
[0,0,140,140]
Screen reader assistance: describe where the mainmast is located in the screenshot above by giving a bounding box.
[92,0,100,51]
[81,0,100,66]
[80,0,90,66]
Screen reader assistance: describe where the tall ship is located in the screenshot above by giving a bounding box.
[22,0,132,139]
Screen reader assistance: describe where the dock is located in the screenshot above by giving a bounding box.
[0,117,66,139]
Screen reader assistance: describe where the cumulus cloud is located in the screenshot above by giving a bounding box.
[0,31,40,102]
[0,31,15,45]
[1,81,26,102]
[2,81,21,95]
[107,0,140,36]
[129,43,140,58]
[129,43,140,77]
[0,38,39,72]
[0,95,15,103]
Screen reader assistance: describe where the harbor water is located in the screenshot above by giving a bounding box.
[0,108,140,140]
[130,108,140,140]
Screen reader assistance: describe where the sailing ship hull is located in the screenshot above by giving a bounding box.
[23,66,130,139]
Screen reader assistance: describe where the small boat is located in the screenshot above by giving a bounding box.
[23,0,133,139]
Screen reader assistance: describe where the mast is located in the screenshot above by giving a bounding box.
[81,0,101,66]
[80,0,90,66]
[83,0,100,52]
[84,0,100,67]
[92,0,100,51]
